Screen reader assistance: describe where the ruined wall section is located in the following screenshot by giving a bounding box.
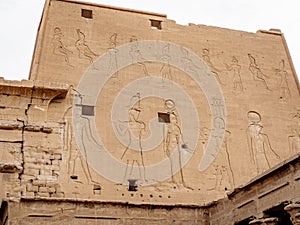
[0,78,69,203]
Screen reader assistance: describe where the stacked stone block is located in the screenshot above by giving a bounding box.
[22,124,64,198]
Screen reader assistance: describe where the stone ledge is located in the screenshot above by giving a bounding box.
[0,79,70,96]
[18,196,207,208]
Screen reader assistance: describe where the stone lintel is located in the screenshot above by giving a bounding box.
[0,79,69,98]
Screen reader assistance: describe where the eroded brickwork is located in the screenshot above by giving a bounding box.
[0,79,69,202]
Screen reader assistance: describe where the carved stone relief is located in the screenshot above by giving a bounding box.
[107,33,119,78]
[246,111,280,175]
[162,99,193,190]
[248,54,271,91]
[202,128,235,191]
[73,39,225,196]
[274,59,291,101]
[288,109,300,154]
[202,48,223,85]
[119,92,146,185]
[52,27,73,66]
[159,43,172,81]
[225,56,243,93]
[75,29,98,65]
[129,36,148,76]
[3,22,296,205]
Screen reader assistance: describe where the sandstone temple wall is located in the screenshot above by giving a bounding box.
[0,0,300,224]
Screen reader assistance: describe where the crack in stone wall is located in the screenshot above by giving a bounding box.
[0,80,69,202]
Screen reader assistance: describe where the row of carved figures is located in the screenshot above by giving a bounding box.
[52,28,292,101]
[66,89,299,193]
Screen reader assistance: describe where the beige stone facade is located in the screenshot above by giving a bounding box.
[0,0,300,224]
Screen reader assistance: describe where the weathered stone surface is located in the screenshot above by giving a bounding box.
[0,120,23,130]
[0,129,23,142]
[7,200,209,225]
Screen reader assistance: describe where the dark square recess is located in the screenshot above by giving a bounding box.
[158,112,170,123]
[82,105,94,116]
[150,19,162,30]
[81,9,93,19]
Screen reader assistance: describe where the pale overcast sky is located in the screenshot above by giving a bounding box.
[0,0,299,81]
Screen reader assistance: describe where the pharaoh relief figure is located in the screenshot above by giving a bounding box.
[75,29,98,64]
[107,33,119,78]
[202,48,223,85]
[163,99,192,190]
[225,56,243,93]
[52,27,73,66]
[200,127,235,191]
[129,36,148,76]
[248,54,271,91]
[119,93,147,185]
[246,111,280,175]
[288,108,300,154]
[275,59,291,101]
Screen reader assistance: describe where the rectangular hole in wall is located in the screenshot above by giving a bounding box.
[128,179,138,192]
[158,112,170,123]
[82,105,95,116]
[81,9,93,19]
[150,19,162,30]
